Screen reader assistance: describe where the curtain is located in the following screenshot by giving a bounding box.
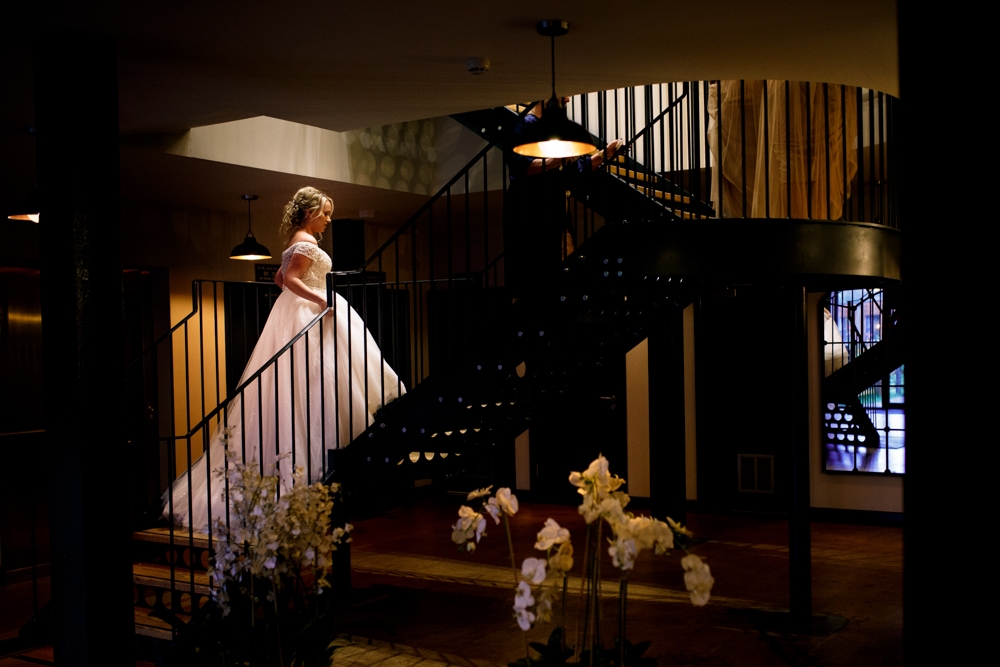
[708,81,858,220]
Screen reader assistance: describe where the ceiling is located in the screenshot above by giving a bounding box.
[0,0,898,220]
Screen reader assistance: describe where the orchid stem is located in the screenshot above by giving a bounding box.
[575,524,592,663]
[502,513,530,662]
[561,575,568,654]
[503,513,519,588]
[619,575,628,667]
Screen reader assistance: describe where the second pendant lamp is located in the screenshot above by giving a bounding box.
[513,20,596,160]
[230,194,271,261]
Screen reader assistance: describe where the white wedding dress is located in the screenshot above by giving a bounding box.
[163,241,406,531]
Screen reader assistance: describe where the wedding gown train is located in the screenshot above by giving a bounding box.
[162,242,406,531]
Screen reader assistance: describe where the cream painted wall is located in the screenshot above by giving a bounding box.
[515,429,530,491]
[626,338,651,497]
[121,200,252,473]
[807,292,903,513]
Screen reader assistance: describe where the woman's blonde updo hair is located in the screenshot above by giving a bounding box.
[280,186,331,241]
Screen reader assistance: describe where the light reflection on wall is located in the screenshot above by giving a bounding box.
[347,120,438,195]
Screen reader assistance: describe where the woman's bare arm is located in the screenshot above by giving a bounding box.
[282,253,328,310]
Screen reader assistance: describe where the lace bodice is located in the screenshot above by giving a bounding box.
[281,242,331,291]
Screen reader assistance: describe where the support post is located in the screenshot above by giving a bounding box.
[35,34,134,665]
[789,285,811,621]
[648,302,686,522]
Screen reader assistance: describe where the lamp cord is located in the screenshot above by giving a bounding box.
[550,34,556,99]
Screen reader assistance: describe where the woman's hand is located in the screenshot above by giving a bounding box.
[606,139,624,161]
[590,139,623,170]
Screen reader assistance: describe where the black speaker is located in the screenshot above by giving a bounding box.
[330,219,366,271]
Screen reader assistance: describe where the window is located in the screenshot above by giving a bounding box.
[822,289,904,474]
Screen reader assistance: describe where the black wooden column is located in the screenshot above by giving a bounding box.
[34,35,134,665]
[788,285,811,621]
[648,301,686,523]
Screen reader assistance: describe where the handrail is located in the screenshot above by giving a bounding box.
[605,83,689,172]
[360,138,501,269]
[123,279,281,371]
[357,101,534,272]
[159,301,333,444]
[0,429,45,438]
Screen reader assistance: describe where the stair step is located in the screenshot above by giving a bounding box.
[134,526,213,549]
[626,182,700,211]
[608,165,691,204]
[134,562,213,595]
[135,605,187,640]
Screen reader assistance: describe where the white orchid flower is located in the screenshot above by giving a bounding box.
[535,597,553,624]
[474,516,487,543]
[484,500,501,525]
[549,541,575,574]
[467,485,493,500]
[612,490,630,508]
[451,505,484,546]
[521,557,547,585]
[494,487,519,516]
[681,553,715,606]
[667,516,693,538]
[457,505,479,528]
[535,518,571,551]
[609,536,638,570]
[513,580,535,609]
[514,607,536,631]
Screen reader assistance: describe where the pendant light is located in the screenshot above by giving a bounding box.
[230,194,271,260]
[7,186,40,223]
[512,20,597,159]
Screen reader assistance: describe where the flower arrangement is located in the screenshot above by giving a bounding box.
[208,452,352,617]
[162,448,351,667]
[451,456,714,667]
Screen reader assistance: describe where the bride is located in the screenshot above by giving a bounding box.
[163,186,406,530]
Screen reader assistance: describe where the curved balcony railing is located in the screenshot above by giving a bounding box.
[564,80,898,230]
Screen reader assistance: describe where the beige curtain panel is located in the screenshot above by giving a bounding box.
[708,81,858,220]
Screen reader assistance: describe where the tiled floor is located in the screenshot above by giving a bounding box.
[334,497,901,667]
[0,496,902,666]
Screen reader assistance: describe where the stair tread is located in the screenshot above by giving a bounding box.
[609,165,691,202]
[135,605,189,640]
[134,526,213,549]
[134,562,213,594]
[625,182,700,212]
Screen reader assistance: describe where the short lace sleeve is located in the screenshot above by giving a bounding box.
[281,241,332,291]
[289,242,324,263]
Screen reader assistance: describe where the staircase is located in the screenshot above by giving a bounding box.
[120,79,902,644]
[315,91,708,497]
[331,224,698,498]
[132,528,212,641]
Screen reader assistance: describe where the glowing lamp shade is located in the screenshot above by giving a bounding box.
[230,194,271,260]
[512,97,597,159]
[229,233,271,261]
[512,20,596,160]
[8,187,40,223]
